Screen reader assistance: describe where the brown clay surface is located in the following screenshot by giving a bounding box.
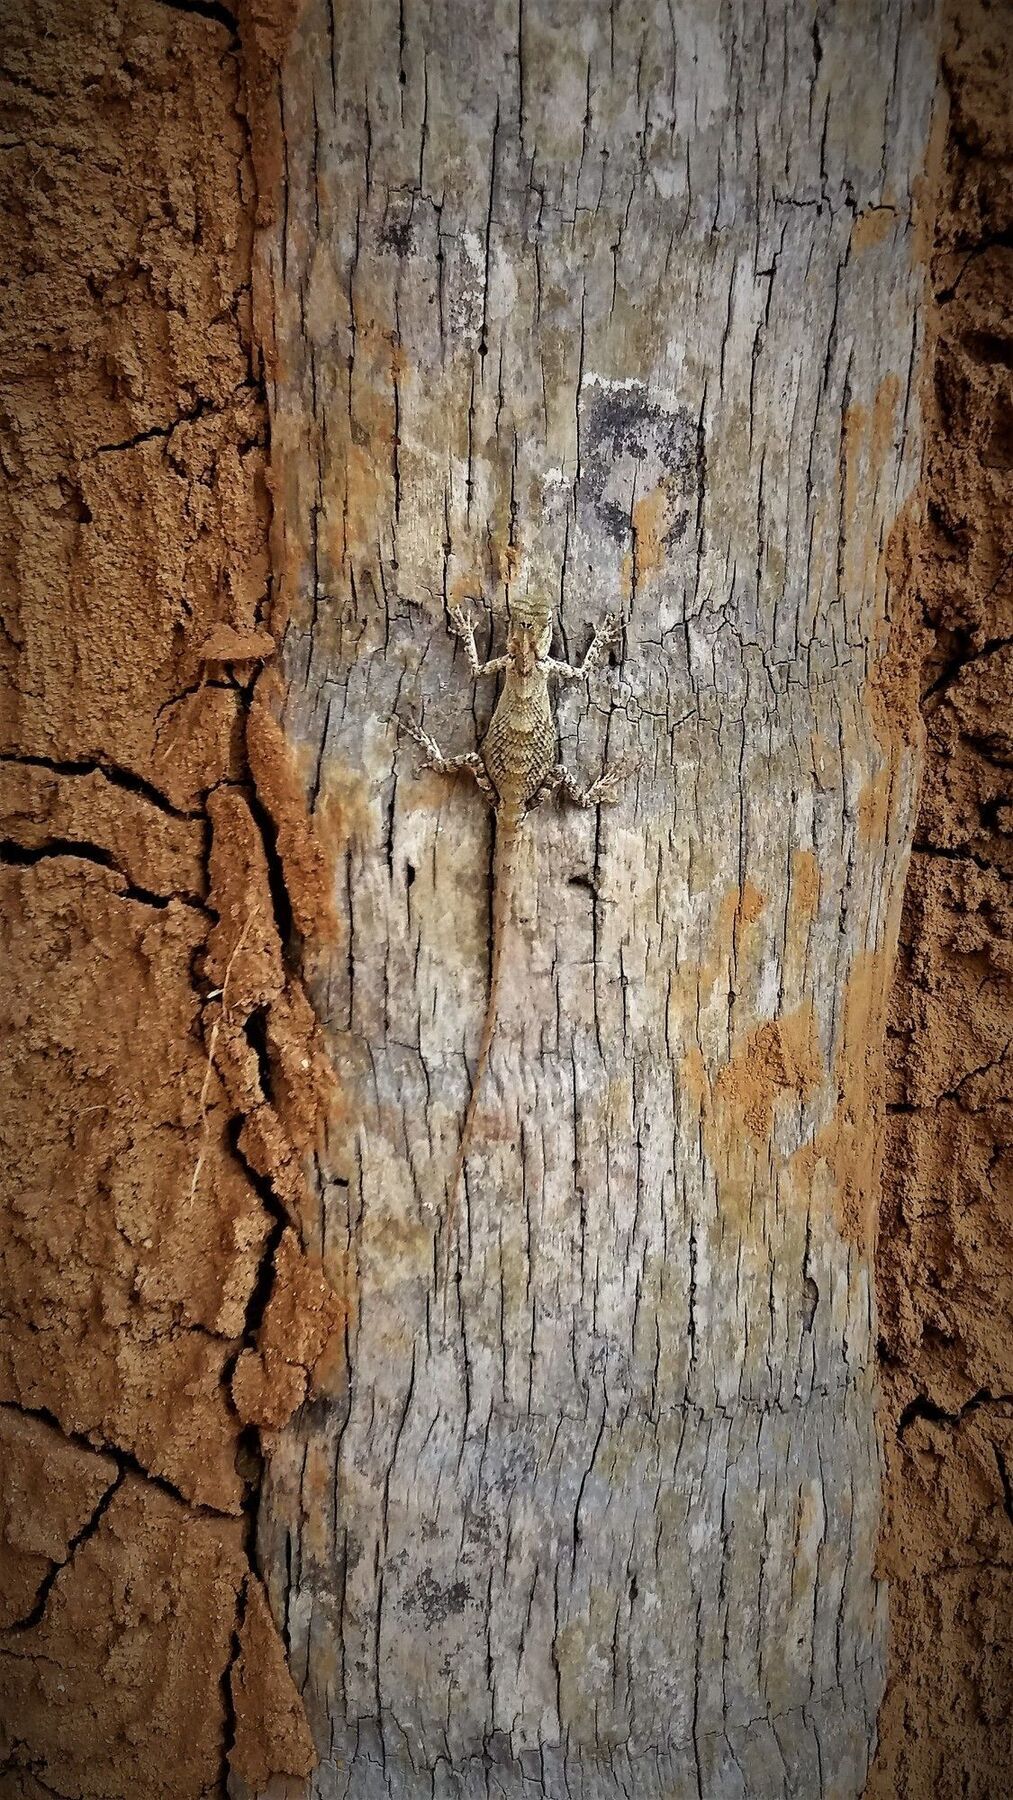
[0,0,325,1792]
[869,2,1013,1794]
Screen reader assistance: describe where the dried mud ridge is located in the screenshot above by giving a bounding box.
[0,0,329,1792]
[867,3,1013,1795]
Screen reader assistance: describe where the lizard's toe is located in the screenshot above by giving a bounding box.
[589,763,630,805]
[397,714,443,768]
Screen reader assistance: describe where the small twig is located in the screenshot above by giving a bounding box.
[186,912,256,1207]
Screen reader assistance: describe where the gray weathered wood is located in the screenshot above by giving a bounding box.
[249,2,938,1794]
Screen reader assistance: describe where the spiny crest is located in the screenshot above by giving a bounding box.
[507,594,552,628]
[507,595,553,659]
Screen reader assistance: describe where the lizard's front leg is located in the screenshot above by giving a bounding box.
[448,603,508,680]
[397,716,497,804]
[543,612,622,684]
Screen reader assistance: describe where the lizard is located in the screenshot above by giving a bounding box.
[398,595,628,1294]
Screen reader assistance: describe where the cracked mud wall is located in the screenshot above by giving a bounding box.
[869,3,1013,1795]
[0,1,330,1793]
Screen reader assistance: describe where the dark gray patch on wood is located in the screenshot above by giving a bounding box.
[580,382,698,543]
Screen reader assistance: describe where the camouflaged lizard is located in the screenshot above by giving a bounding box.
[400,598,627,1287]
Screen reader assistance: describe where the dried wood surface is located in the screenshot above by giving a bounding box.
[249,3,938,1794]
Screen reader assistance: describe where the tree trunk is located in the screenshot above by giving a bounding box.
[246,2,939,1795]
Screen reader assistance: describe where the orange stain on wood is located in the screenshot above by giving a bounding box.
[450,569,487,609]
[685,880,767,1004]
[850,205,899,254]
[864,495,926,759]
[841,373,903,630]
[681,942,894,1258]
[229,1577,316,1791]
[872,372,903,473]
[713,1004,824,1147]
[789,850,821,924]
[857,764,895,843]
[618,478,685,598]
[732,878,765,959]
[782,850,823,993]
[789,947,893,1251]
[497,539,522,586]
[679,1003,824,1233]
[313,764,372,856]
[679,1043,709,1113]
[632,481,675,580]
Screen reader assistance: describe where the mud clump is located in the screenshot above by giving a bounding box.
[868,3,1013,1794]
[0,1,324,1793]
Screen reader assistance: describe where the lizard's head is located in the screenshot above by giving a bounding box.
[507,600,552,672]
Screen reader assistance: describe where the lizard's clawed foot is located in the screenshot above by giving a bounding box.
[550,757,636,809]
[578,613,624,679]
[396,712,444,774]
[582,765,626,806]
[448,602,478,640]
[586,755,640,805]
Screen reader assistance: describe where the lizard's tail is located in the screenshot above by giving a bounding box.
[442,800,520,1304]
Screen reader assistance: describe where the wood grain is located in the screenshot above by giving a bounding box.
[249,2,938,1793]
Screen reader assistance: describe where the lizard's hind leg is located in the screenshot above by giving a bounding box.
[539,762,627,810]
[398,717,496,803]
[447,752,497,804]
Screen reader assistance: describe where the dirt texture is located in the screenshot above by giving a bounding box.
[0,0,326,1793]
[869,2,1013,1794]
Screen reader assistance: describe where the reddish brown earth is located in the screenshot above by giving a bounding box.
[868,3,1013,1795]
[1,0,1011,1796]
[0,1,335,1792]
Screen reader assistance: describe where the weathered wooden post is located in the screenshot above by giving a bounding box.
[250,2,937,1792]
